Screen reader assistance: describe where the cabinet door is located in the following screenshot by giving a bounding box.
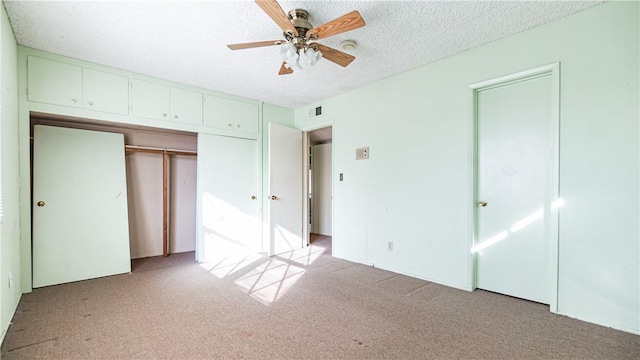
[131,79,171,120]
[83,69,129,115]
[203,95,235,131]
[28,56,82,108]
[234,101,259,135]
[170,88,203,125]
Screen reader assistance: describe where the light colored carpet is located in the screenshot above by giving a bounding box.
[2,235,638,359]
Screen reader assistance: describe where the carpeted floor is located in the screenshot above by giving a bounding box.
[2,235,638,359]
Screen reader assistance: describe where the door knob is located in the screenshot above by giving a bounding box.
[251,196,257,200]
[269,195,277,200]
[37,201,46,207]
[478,200,487,207]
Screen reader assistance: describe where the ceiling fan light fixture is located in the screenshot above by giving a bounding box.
[280,44,301,70]
[228,1,365,75]
[279,42,297,61]
[287,58,302,71]
[300,47,322,66]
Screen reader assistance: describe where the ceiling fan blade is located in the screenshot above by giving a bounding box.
[255,0,298,36]
[307,10,365,40]
[315,44,355,67]
[279,62,293,75]
[227,40,282,50]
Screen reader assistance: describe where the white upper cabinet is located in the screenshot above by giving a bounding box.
[170,87,203,126]
[27,56,129,115]
[26,54,258,135]
[203,95,234,130]
[132,79,203,125]
[203,95,259,135]
[131,79,171,120]
[234,101,259,134]
[83,69,129,115]
[28,56,82,108]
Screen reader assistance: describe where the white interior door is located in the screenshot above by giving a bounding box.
[33,125,131,288]
[476,73,554,304]
[268,123,303,256]
[196,134,259,262]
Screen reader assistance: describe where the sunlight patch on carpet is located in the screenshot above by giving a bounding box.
[275,243,325,266]
[234,259,306,305]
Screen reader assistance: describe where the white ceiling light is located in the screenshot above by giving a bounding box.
[279,42,323,71]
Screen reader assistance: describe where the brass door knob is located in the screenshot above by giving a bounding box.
[478,200,487,207]
[37,201,46,207]
[269,195,277,200]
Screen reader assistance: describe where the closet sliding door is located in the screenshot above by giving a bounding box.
[196,134,259,262]
[32,125,131,287]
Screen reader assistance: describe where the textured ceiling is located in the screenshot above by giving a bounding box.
[4,0,603,109]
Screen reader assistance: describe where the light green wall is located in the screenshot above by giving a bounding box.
[0,2,21,341]
[295,1,639,334]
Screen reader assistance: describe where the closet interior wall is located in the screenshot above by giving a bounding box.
[31,116,197,259]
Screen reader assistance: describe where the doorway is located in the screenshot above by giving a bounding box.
[306,126,333,253]
[471,64,560,308]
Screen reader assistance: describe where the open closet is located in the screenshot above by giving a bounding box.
[31,115,198,286]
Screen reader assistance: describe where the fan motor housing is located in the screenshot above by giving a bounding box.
[287,9,313,39]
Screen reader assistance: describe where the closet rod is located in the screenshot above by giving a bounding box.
[124,145,197,157]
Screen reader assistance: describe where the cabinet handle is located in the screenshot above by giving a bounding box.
[162,113,167,117]
[174,115,179,119]
[87,101,94,106]
[71,98,78,103]
[237,124,241,128]
[228,123,232,127]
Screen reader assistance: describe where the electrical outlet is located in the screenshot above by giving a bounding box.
[388,241,394,251]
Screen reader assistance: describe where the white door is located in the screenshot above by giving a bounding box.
[475,73,555,304]
[33,125,131,288]
[196,134,259,262]
[268,123,303,255]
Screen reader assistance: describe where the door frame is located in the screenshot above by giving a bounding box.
[301,122,334,247]
[468,63,560,312]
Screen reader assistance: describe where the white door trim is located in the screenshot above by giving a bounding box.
[468,63,560,312]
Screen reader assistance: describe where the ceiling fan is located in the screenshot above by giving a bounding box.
[227,0,366,75]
